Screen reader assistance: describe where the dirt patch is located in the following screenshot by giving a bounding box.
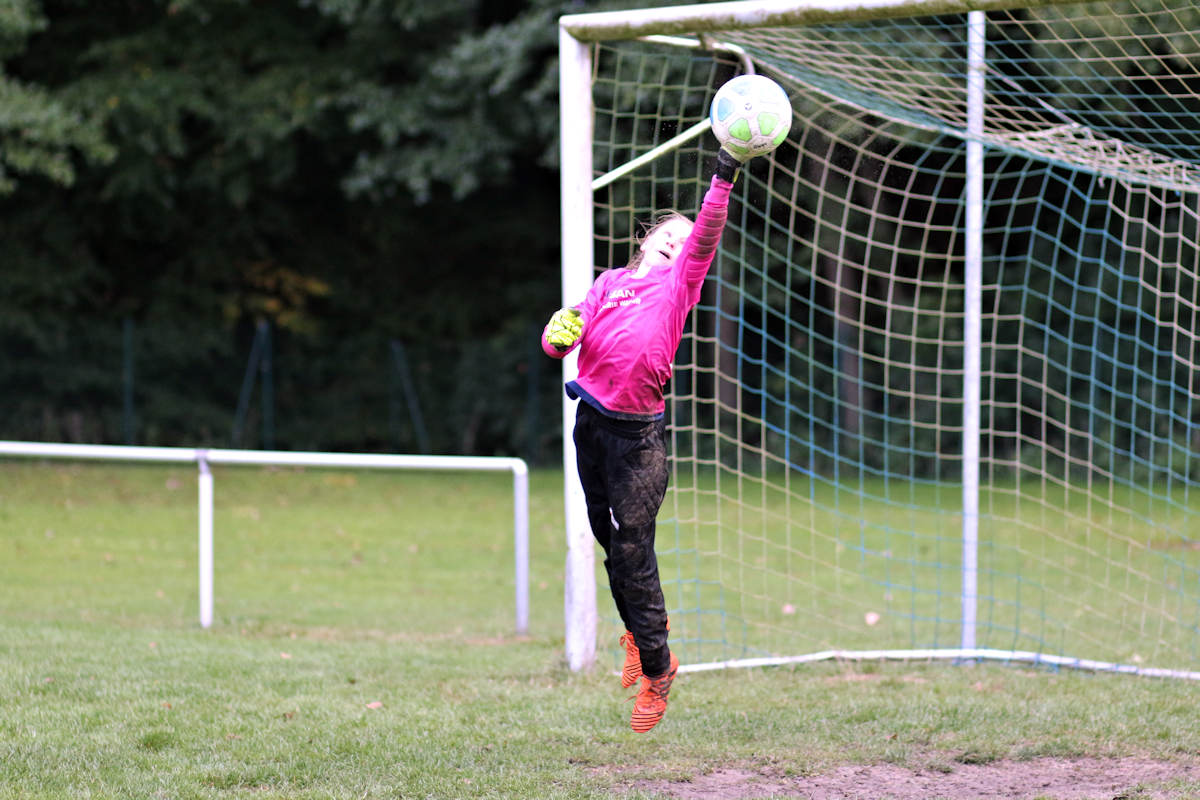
[633,757,1200,799]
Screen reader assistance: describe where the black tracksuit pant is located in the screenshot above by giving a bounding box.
[572,401,671,678]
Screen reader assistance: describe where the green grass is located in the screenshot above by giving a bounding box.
[2,460,1200,799]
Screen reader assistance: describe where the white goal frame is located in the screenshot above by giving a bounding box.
[557,0,1199,677]
[0,440,530,634]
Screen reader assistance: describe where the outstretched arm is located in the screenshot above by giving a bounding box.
[678,149,744,294]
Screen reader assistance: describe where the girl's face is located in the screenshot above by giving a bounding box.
[638,218,694,270]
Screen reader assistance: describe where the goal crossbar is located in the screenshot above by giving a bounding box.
[561,0,1085,41]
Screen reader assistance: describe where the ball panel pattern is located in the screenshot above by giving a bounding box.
[709,74,793,159]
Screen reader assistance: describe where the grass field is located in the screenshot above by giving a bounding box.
[3,460,1200,799]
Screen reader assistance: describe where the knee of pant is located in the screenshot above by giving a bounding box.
[609,539,657,582]
[611,480,666,529]
[615,580,663,612]
[611,497,662,530]
[610,537,644,562]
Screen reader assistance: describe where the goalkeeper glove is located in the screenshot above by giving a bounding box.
[715,147,746,184]
[546,307,583,351]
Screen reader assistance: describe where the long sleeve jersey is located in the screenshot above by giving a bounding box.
[542,174,733,420]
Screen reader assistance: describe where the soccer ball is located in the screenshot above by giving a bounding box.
[709,74,793,159]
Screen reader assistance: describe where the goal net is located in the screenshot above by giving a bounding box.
[557,0,1200,678]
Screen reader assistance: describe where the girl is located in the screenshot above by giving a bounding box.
[542,145,748,732]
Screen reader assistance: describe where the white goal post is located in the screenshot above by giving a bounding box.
[0,441,530,634]
[558,0,1200,677]
[557,0,1002,675]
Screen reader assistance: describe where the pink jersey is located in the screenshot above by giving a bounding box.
[543,175,732,418]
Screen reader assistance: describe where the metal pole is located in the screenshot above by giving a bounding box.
[513,462,530,635]
[198,452,214,629]
[960,9,985,652]
[122,317,135,445]
[390,340,431,454]
[231,325,264,447]
[558,22,598,671]
[259,321,274,451]
[593,119,712,191]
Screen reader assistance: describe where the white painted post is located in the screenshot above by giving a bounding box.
[960,10,985,653]
[513,461,530,635]
[197,452,214,629]
[558,22,598,672]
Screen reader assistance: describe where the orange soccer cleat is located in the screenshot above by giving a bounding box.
[629,652,679,733]
[618,618,668,689]
[618,631,642,688]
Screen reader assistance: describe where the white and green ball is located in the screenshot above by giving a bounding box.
[709,74,793,159]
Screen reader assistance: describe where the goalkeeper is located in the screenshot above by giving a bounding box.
[541,144,747,733]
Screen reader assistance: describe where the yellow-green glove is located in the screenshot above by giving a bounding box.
[546,307,583,351]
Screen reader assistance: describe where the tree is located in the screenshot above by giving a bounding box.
[0,0,577,453]
[0,0,113,192]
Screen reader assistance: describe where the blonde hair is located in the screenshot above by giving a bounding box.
[626,211,692,270]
